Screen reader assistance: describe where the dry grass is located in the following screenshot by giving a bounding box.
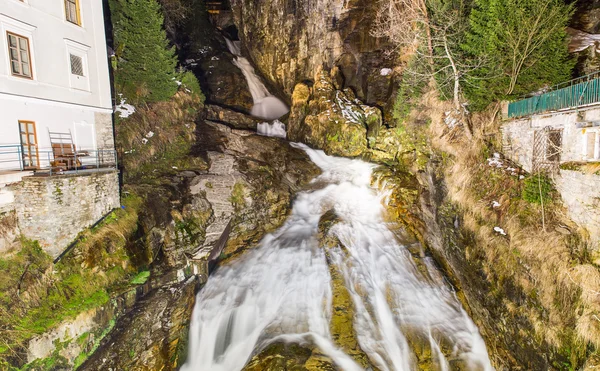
[117,91,205,181]
[419,95,600,362]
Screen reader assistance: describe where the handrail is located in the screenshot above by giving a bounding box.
[508,72,600,118]
[515,70,600,100]
[0,146,118,175]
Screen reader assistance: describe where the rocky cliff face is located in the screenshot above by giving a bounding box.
[227,0,600,369]
[230,0,396,107]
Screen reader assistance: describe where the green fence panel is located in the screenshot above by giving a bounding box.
[508,76,600,118]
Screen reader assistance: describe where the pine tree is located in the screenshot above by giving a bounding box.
[463,0,574,110]
[111,0,178,103]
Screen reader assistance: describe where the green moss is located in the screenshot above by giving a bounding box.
[19,351,69,371]
[130,270,150,285]
[229,183,247,210]
[72,319,116,369]
[0,194,142,363]
[53,184,64,205]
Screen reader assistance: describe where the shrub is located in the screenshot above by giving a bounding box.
[179,70,205,104]
[522,173,555,204]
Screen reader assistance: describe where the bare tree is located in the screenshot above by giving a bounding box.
[372,0,485,112]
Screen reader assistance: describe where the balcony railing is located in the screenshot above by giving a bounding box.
[0,144,118,176]
[508,71,600,118]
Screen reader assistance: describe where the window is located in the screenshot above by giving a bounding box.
[19,121,39,169]
[533,127,563,172]
[70,54,83,76]
[584,131,600,161]
[65,0,81,25]
[7,32,31,78]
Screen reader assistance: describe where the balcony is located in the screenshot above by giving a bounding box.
[0,144,118,176]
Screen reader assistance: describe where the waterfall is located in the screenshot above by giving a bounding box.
[182,144,494,371]
[225,39,290,124]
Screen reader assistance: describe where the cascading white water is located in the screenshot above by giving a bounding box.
[225,39,290,122]
[182,144,494,371]
[257,120,287,139]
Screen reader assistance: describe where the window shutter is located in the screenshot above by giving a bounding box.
[70,54,84,76]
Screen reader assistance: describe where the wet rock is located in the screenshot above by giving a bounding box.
[205,104,262,129]
[318,209,341,239]
[230,0,395,103]
[79,278,198,371]
[286,72,418,163]
[243,342,313,371]
[288,71,376,157]
[178,11,254,112]
[193,120,321,260]
[373,166,424,242]
[198,49,254,112]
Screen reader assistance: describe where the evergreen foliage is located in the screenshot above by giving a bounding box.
[110,0,178,103]
[463,0,575,110]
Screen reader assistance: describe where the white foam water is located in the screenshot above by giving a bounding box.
[257,120,287,139]
[225,39,289,122]
[182,144,493,371]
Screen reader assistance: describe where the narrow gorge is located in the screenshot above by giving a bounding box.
[3,0,600,370]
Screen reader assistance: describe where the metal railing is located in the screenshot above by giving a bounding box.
[0,144,118,176]
[508,71,600,118]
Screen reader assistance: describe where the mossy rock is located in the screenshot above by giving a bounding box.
[372,166,424,243]
[292,83,311,106]
[243,342,313,371]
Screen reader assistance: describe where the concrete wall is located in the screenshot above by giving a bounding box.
[0,98,113,171]
[502,108,600,247]
[555,169,600,247]
[502,106,600,172]
[13,170,120,257]
[0,0,112,109]
[94,111,115,150]
[0,0,115,172]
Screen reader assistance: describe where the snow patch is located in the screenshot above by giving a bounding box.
[114,96,136,119]
[380,68,393,76]
[487,153,504,168]
[494,227,507,236]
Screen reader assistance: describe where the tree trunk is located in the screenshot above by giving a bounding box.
[443,35,461,110]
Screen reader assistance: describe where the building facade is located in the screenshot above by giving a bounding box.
[502,104,600,248]
[0,0,119,257]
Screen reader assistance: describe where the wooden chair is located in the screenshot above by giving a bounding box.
[51,143,89,170]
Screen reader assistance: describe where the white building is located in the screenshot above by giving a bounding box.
[0,0,114,176]
[0,0,120,256]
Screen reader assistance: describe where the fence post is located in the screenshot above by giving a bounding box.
[18,146,23,171]
[96,150,100,170]
[48,152,52,176]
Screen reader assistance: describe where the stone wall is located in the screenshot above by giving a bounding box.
[94,112,115,150]
[555,169,600,247]
[13,170,120,257]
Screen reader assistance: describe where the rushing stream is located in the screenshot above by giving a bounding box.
[182,144,493,371]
